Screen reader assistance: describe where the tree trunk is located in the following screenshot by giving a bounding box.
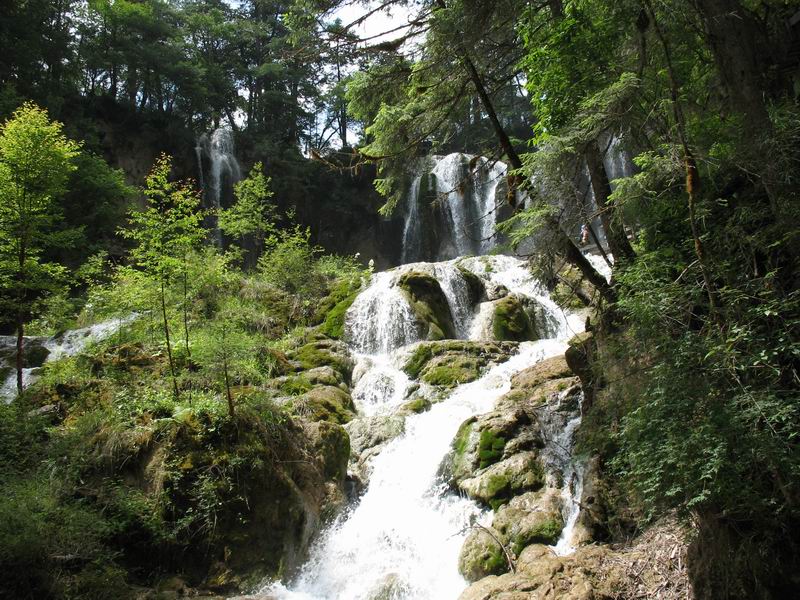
[15,240,26,393]
[585,142,636,263]
[222,328,234,417]
[693,0,770,130]
[160,279,180,400]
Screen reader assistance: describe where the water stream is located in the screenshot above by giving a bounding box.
[266,256,592,600]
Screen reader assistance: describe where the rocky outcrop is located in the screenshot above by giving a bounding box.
[397,271,456,340]
[443,351,586,584]
[403,340,517,386]
[459,517,692,600]
[345,414,406,482]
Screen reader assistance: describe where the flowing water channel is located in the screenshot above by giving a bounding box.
[265,254,604,600]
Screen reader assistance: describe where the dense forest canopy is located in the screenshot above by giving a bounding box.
[1,1,800,599]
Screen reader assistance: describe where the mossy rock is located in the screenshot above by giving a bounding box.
[492,490,564,554]
[396,396,432,416]
[445,407,533,486]
[477,428,507,470]
[289,385,356,424]
[304,420,350,481]
[492,295,538,342]
[565,331,594,387]
[403,340,515,380]
[457,265,486,304]
[420,355,481,387]
[397,271,456,341]
[458,527,509,582]
[289,340,354,383]
[459,452,545,509]
[510,356,573,390]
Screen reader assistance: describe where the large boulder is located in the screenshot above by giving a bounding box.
[288,339,354,384]
[403,340,517,383]
[459,527,510,582]
[346,415,406,482]
[459,452,545,509]
[492,489,564,554]
[490,295,558,342]
[288,385,356,424]
[397,271,456,340]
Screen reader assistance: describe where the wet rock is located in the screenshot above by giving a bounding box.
[346,415,405,481]
[403,340,516,381]
[492,489,564,554]
[366,572,412,600]
[289,385,356,424]
[573,456,608,545]
[397,270,456,340]
[510,356,573,391]
[459,452,545,509]
[459,527,510,582]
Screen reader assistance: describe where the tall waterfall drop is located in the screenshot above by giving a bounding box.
[196,127,242,243]
[401,154,509,263]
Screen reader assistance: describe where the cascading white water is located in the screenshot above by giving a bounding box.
[266,256,589,600]
[0,315,137,403]
[401,154,508,262]
[400,176,423,265]
[535,387,585,556]
[196,128,242,245]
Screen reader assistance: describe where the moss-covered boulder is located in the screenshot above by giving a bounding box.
[397,271,456,340]
[394,395,432,416]
[444,406,536,487]
[458,452,545,510]
[289,385,356,424]
[492,489,565,554]
[303,420,351,482]
[491,295,538,342]
[457,265,486,305]
[403,340,516,382]
[458,527,509,582]
[288,339,354,384]
[420,354,481,387]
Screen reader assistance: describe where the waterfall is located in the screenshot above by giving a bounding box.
[266,256,589,600]
[400,176,423,264]
[0,315,137,403]
[196,127,242,244]
[400,154,508,262]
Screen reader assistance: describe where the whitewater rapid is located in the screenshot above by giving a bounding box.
[266,255,596,600]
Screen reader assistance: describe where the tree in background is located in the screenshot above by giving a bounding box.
[0,102,80,391]
[218,161,275,262]
[120,154,205,399]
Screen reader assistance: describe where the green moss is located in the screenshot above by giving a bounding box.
[482,544,507,574]
[485,473,512,510]
[405,345,436,379]
[278,375,313,396]
[511,518,563,554]
[400,396,431,414]
[453,419,475,456]
[477,429,506,469]
[289,386,355,424]
[421,357,480,387]
[290,341,353,382]
[457,266,485,304]
[492,295,535,342]
[319,291,359,339]
[397,271,455,340]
